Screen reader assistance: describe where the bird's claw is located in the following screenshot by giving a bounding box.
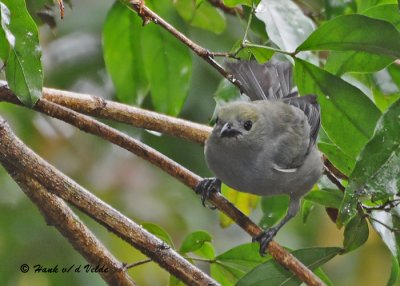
[253,227,278,256]
[195,178,221,209]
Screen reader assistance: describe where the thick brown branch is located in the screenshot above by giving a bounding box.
[2,162,136,286]
[0,82,211,145]
[0,117,218,286]
[0,82,347,185]
[0,87,325,286]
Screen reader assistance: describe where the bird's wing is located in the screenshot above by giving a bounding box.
[283,94,321,146]
[225,60,293,101]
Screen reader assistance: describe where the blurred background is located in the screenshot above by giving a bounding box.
[0,0,396,285]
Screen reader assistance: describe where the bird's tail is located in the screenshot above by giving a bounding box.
[225,60,293,101]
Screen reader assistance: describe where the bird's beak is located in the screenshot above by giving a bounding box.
[220,122,241,137]
[220,122,231,136]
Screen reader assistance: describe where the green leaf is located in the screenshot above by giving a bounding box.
[387,256,400,286]
[0,6,9,61]
[318,142,355,176]
[339,99,400,225]
[389,63,400,89]
[249,46,275,63]
[295,58,381,159]
[169,275,185,286]
[255,0,315,52]
[192,3,226,34]
[103,1,148,105]
[1,0,43,107]
[372,68,400,111]
[325,4,400,75]
[356,0,397,12]
[325,0,356,19]
[259,195,289,229]
[223,0,253,7]
[174,0,226,34]
[173,0,194,21]
[193,241,215,259]
[236,247,342,286]
[363,4,400,30]
[230,40,253,61]
[179,230,212,254]
[219,183,259,228]
[216,243,267,268]
[325,51,394,76]
[214,78,242,103]
[373,88,400,112]
[301,199,314,223]
[343,214,369,252]
[141,222,175,248]
[141,0,192,116]
[314,268,334,286]
[212,243,269,285]
[297,14,400,59]
[371,208,400,259]
[304,189,343,209]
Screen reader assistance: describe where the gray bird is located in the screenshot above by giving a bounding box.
[197,60,323,254]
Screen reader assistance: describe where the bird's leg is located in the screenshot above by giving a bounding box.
[195,178,221,209]
[254,198,300,255]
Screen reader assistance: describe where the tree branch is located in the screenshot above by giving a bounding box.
[0,117,218,286]
[0,81,211,145]
[0,86,325,286]
[2,162,136,286]
[127,0,245,92]
[0,82,349,184]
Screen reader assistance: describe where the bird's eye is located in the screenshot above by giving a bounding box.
[243,120,252,131]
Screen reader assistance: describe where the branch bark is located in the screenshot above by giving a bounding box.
[0,117,218,286]
[0,81,211,145]
[0,82,346,184]
[0,86,325,286]
[2,162,136,286]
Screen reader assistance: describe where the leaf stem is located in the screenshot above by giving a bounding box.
[124,259,152,269]
[242,42,294,56]
[367,215,400,233]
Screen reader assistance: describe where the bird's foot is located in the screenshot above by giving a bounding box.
[253,227,278,256]
[195,178,221,209]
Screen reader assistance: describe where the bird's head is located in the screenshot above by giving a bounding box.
[212,102,263,142]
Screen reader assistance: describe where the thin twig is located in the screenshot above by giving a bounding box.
[0,82,349,184]
[0,87,324,286]
[124,259,152,270]
[367,215,400,233]
[242,42,295,56]
[58,0,65,19]
[0,117,218,286]
[127,0,246,93]
[324,167,345,192]
[2,163,136,286]
[363,199,400,212]
[323,156,348,180]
